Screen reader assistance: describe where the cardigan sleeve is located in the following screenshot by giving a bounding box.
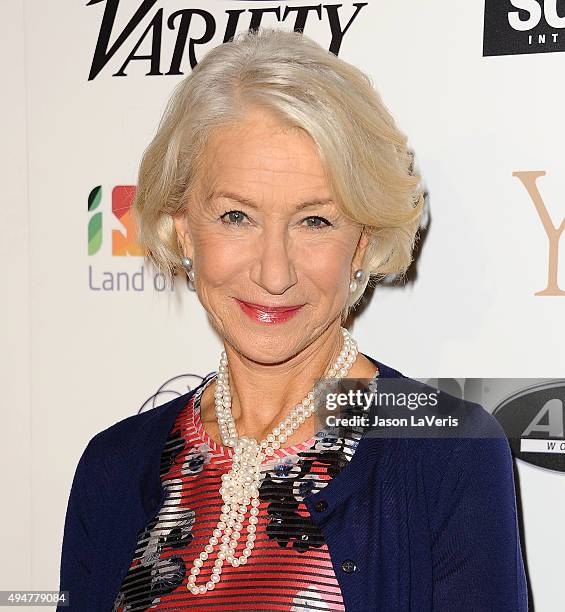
[428,421,528,611]
[57,439,98,612]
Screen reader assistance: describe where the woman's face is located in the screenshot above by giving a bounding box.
[174,105,368,363]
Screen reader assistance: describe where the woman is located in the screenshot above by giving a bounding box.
[58,28,528,611]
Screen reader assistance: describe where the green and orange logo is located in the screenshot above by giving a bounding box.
[88,185,144,256]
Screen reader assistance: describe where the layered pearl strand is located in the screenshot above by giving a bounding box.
[186,326,359,595]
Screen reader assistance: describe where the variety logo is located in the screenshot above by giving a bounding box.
[484,0,565,56]
[512,171,565,296]
[87,0,368,80]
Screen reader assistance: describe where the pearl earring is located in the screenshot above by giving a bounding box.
[181,256,196,288]
[349,269,365,293]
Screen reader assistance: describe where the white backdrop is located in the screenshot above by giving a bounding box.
[2,1,564,610]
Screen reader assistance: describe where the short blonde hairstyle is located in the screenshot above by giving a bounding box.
[133,27,424,322]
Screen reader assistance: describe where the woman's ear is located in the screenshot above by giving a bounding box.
[352,226,370,272]
[172,211,194,257]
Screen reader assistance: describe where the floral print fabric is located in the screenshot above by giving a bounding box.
[112,372,370,611]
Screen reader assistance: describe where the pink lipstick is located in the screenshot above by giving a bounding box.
[235,299,304,325]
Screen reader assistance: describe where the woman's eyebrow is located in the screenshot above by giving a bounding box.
[208,190,334,211]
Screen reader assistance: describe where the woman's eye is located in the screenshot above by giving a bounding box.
[219,211,332,230]
[220,210,248,226]
[303,216,332,229]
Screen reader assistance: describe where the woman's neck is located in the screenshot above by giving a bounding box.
[198,323,379,445]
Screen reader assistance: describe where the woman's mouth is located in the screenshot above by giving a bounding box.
[235,299,304,324]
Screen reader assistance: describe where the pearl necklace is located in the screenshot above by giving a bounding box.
[186,326,359,595]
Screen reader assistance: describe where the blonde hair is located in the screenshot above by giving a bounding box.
[132,27,424,322]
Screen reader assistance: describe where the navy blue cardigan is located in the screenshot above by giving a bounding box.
[57,355,528,611]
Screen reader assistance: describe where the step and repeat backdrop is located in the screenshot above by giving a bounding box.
[2,0,564,609]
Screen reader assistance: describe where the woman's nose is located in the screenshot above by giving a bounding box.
[252,227,298,296]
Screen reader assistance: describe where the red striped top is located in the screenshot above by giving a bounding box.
[112,372,368,611]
